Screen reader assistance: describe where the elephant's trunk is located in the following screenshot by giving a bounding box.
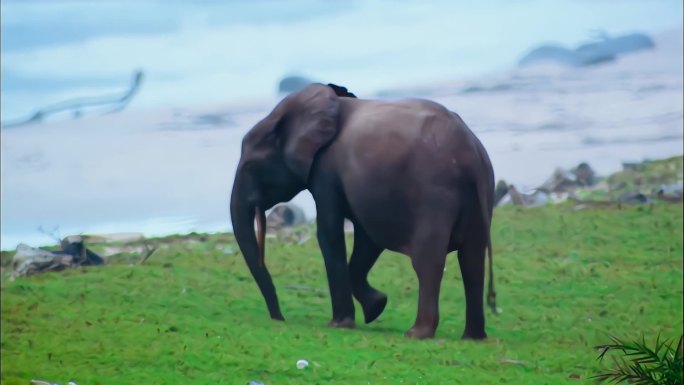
[230,180,284,321]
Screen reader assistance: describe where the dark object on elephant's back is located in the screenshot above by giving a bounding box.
[327,83,357,98]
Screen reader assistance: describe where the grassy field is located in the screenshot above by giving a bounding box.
[1,203,682,385]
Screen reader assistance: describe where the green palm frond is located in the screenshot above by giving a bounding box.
[593,334,683,385]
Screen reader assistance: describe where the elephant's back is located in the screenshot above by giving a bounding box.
[327,98,490,252]
[335,98,479,182]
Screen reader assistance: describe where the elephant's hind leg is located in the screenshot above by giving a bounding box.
[349,223,387,324]
[405,231,449,339]
[457,239,488,340]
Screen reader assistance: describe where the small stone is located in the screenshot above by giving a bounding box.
[296,359,309,369]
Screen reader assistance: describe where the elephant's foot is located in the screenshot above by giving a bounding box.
[361,292,387,324]
[461,329,487,340]
[404,326,436,339]
[328,317,356,329]
[269,312,285,321]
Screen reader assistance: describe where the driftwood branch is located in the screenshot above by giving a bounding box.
[37,225,62,243]
[2,70,144,128]
[138,241,158,265]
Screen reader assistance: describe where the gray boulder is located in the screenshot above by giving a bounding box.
[519,32,654,67]
[278,75,316,94]
[266,203,307,229]
[539,162,597,193]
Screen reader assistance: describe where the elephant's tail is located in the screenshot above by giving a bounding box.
[456,110,497,314]
[486,238,497,314]
[473,146,497,315]
[474,169,497,315]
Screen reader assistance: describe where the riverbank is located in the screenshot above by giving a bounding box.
[1,201,682,384]
[1,26,682,250]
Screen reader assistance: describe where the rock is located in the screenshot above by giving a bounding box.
[657,181,683,197]
[13,244,62,271]
[266,203,307,230]
[494,180,509,206]
[11,237,104,278]
[507,185,548,207]
[591,32,655,55]
[60,236,105,265]
[539,162,597,193]
[278,75,315,94]
[266,203,312,243]
[549,191,577,204]
[655,181,683,202]
[573,162,596,187]
[617,192,649,205]
[519,44,611,67]
[519,32,654,67]
[540,168,579,193]
[296,359,309,369]
[573,42,617,66]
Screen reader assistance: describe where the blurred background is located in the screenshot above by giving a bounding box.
[2,0,683,249]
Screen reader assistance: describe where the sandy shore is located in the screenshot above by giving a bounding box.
[1,27,682,249]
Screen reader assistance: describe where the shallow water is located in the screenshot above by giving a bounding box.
[1,2,683,249]
[2,0,682,120]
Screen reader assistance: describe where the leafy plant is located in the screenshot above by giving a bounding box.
[593,334,683,384]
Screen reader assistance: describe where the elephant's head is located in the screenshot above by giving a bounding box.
[230,83,355,320]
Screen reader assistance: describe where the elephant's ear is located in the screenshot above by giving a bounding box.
[281,84,341,183]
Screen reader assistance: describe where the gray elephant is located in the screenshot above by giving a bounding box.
[230,83,496,339]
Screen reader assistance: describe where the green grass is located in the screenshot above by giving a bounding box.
[2,203,682,384]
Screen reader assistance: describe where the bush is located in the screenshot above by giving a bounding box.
[593,334,683,384]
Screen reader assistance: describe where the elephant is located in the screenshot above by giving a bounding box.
[230,83,496,340]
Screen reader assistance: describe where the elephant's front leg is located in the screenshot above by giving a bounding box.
[315,197,356,328]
